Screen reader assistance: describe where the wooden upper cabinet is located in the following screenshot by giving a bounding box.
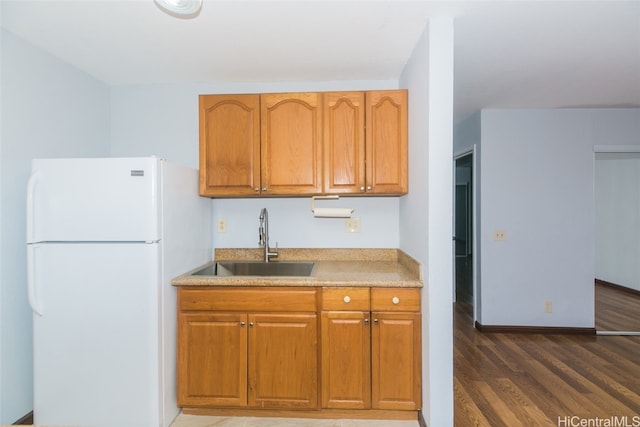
[323,92,366,194]
[198,90,407,197]
[199,94,261,196]
[324,90,407,195]
[260,93,323,195]
[365,90,408,195]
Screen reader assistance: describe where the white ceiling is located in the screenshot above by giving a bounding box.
[2,0,639,123]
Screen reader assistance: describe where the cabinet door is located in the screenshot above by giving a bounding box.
[177,312,248,407]
[323,92,366,194]
[371,312,421,410]
[261,93,323,195]
[365,90,408,195]
[321,311,371,409]
[248,313,318,409]
[199,94,261,196]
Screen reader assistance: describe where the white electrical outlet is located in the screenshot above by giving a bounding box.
[544,300,553,313]
[345,218,361,233]
[217,218,227,233]
[494,229,506,241]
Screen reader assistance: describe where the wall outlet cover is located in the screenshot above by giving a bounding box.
[345,218,361,233]
[493,229,506,241]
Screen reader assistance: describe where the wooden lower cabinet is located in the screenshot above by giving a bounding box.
[178,313,247,407]
[178,286,421,417]
[177,288,318,410]
[321,311,371,409]
[371,312,421,410]
[321,287,421,411]
[248,313,318,409]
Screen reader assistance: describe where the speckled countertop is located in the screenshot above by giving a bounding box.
[172,248,423,288]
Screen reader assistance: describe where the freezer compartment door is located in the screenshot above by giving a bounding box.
[28,157,160,243]
[32,242,162,427]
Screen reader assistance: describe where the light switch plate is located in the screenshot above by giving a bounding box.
[217,219,227,233]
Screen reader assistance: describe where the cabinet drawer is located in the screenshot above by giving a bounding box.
[371,288,420,312]
[179,287,318,312]
[322,287,370,311]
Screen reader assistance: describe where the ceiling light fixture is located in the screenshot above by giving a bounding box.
[154,0,202,18]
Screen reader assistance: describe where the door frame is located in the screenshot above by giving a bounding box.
[453,146,478,324]
[593,144,640,334]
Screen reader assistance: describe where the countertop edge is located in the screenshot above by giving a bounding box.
[172,248,424,288]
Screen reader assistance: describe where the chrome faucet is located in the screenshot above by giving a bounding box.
[259,208,278,262]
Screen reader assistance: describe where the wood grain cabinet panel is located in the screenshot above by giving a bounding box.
[320,287,421,411]
[249,313,318,409]
[324,90,408,195]
[179,287,317,312]
[177,288,318,410]
[365,90,408,195]
[177,312,247,407]
[199,94,261,196]
[199,90,407,197]
[178,286,420,414]
[321,311,371,409]
[261,93,323,195]
[323,92,366,194]
[321,287,370,311]
[371,288,420,312]
[371,288,421,410]
[371,312,421,410]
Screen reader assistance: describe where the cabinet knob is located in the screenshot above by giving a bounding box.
[364,318,369,325]
[367,185,372,191]
[240,321,246,327]
[254,188,260,192]
[249,322,254,327]
[343,295,351,303]
[392,296,400,305]
[373,318,379,325]
[360,186,365,191]
[262,187,267,192]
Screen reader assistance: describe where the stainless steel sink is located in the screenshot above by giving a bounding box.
[193,261,315,277]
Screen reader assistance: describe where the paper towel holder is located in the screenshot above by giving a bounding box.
[311,196,354,218]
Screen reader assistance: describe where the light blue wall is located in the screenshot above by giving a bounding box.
[595,152,640,291]
[453,111,480,155]
[477,108,640,328]
[0,29,110,424]
[400,18,454,426]
[211,197,398,249]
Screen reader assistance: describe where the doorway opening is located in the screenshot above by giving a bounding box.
[594,150,640,335]
[454,152,473,317]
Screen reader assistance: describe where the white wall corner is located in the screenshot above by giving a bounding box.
[427,15,455,427]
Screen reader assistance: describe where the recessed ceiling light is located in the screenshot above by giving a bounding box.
[154,0,202,18]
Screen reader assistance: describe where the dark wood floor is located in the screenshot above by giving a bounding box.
[595,281,640,332]
[454,285,640,426]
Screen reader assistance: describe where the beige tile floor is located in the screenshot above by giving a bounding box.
[170,413,420,427]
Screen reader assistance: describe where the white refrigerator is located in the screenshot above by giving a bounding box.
[26,157,212,427]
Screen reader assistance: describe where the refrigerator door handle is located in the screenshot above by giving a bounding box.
[26,170,40,243]
[27,244,44,316]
